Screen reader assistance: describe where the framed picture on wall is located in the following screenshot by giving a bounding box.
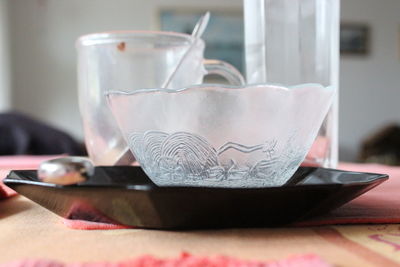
[158,9,244,73]
[340,23,370,55]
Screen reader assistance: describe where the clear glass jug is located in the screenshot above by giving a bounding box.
[244,0,340,168]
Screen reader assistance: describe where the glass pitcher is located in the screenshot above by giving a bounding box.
[244,0,340,168]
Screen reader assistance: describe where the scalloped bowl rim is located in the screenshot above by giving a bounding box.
[105,83,333,97]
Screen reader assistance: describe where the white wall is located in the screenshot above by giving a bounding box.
[0,0,11,111]
[4,0,400,161]
[339,0,400,160]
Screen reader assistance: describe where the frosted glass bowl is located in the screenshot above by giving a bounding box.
[107,84,335,188]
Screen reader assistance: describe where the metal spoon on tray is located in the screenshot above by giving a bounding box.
[38,157,94,185]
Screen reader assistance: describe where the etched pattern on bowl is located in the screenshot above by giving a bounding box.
[129,131,305,187]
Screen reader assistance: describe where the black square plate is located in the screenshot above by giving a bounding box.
[4,166,388,229]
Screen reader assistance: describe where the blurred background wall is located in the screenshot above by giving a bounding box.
[0,0,11,112]
[0,0,399,161]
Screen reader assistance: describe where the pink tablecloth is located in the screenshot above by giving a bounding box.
[1,156,399,267]
[0,253,331,267]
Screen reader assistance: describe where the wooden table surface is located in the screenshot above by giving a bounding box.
[1,195,399,266]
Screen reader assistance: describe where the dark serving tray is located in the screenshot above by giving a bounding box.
[4,166,388,229]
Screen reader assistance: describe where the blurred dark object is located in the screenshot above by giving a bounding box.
[0,112,86,156]
[359,124,400,165]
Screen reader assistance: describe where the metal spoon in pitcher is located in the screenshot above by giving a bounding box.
[113,12,211,166]
[162,11,210,88]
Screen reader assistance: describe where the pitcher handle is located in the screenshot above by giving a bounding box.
[203,59,245,86]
